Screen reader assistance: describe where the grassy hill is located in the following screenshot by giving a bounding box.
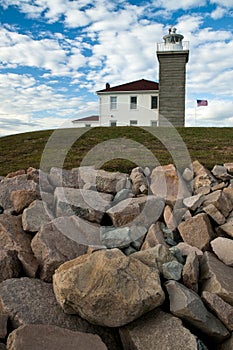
[0,127,232,176]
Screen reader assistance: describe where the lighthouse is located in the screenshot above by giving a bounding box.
[157,27,189,126]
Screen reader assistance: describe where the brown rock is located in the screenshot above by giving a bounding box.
[0,250,21,283]
[31,216,89,282]
[141,222,168,250]
[203,204,226,225]
[10,190,39,213]
[178,213,215,251]
[7,324,107,350]
[54,187,113,223]
[202,291,233,331]
[48,167,79,188]
[203,190,233,218]
[165,280,229,342]
[182,251,199,293]
[53,248,165,327]
[0,314,8,339]
[133,244,176,272]
[218,222,233,238]
[192,160,218,192]
[119,308,198,350]
[200,252,233,306]
[163,205,177,230]
[224,188,233,206]
[0,278,119,350]
[211,237,233,266]
[106,195,164,228]
[150,164,191,205]
[6,170,25,178]
[96,169,129,194]
[219,334,233,350]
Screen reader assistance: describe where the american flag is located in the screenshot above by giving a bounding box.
[197,99,208,107]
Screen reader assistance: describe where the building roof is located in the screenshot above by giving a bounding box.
[72,115,99,123]
[97,79,159,93]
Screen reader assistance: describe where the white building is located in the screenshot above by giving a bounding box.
[72,27,189,128]
[96,79,159,127]
[72,115,99,127]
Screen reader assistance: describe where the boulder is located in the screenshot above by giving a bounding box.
[10,190,39,213]
[96,169,129,194]
[212,165,233,181]
[178,213,215,251]
[165,280,229,342]
[0,214,38,277]
[7,324,107,350]
[203,204,226,225]
[0,278,119,350]
[22,200,53,232]
[163,205,178,230]
[106,195,164,228]
[48,167,79,188]
[54,187,113,223]
[183,193,204,211]
[202,291,233,331]
[0,175,38,210]
[203,190,233,218]
[161,260,183,280]
[150,164,191,205]
[100,225,147,249]
[192,160,218,193]
[224,163,233,175]
[175,242,203,259]
[211,237,233,266]
[200,252,233,306]
[119,308,198,350]
[53,248,165,327]
[31,217,90,282]
[217,222,233,238]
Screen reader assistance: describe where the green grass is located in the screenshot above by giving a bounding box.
[0,127,232,176]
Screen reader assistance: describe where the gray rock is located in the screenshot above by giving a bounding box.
[48,167,79,188]
[212,165,233,181]
[31,217,89,282]
[119,308,198,350]
[219,334,233,350]
[203,203,226,225]
[183,193,204,211]
[182,167,194,182]
[141,222,168,250]
[165,280,229,342]
[203,190,233,218]
[211,237,233,266]
[54,187,113,223]
[113,189,133,204]
[130,167,148,195]
[0,175,38,210]
[100,225,147,249]
[7,324,107,350]
[162,261,183,280]
[22,200,53,232]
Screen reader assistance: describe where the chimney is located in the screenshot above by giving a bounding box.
[106,83,110,90]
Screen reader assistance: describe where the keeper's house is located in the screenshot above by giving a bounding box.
[73,26,189,127]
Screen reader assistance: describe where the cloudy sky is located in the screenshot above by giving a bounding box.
[0,0,233,136]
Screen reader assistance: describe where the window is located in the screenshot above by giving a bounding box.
[130,120,138,126]
[85,123,91,127]
[151,120,158,127]
[130,96,137,109]
[151,96,158,109]
[110,120,117,126]
[110,96,117,110]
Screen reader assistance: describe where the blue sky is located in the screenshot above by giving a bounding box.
[0,0,233,136]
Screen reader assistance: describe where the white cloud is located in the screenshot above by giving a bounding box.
[152,0,206,10]
[210,6,228,19]
[210,0,233,7]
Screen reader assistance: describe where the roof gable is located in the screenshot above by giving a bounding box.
[72,115,99,122]
[97,79,159,93]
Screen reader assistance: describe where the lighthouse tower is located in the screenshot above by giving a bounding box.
[156,27,189,126]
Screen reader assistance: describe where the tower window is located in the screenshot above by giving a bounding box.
[130,120,138,126]
[151,96,158,109]
[130,96,137,109]
[110,96,117,110]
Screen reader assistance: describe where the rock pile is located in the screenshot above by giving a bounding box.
[0,161,233,349]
